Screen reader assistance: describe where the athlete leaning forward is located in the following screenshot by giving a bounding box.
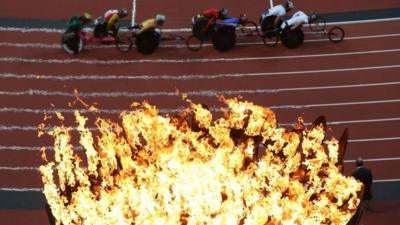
[61,9,133,54]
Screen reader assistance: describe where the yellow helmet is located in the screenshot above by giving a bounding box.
[80,12,92,22]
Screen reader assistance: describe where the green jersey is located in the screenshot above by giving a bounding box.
[67,16,84,32]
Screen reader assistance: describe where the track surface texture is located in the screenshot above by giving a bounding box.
[1,0,400,224]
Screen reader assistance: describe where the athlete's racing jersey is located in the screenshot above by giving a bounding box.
[281,11,309,29]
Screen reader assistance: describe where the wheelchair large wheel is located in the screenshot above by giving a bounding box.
[135,30,160,54]
[260,15,282,34]
[94,18,109,38]
[61,31,83,54]
[192,17,215,40]
[212,26,236,52]
[115,33,133,52]
[280,28,304,49]
[328,26,345,43]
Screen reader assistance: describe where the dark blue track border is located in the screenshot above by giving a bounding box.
[0,8,399,30]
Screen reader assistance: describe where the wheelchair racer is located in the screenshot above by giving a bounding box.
[103,8,129,36]
[221,14,248,27]
[131,14,166,35]
[63,13,92,54]
[66,13,92,33]
[192,7,229,30]
[280,11,318,30]
[202,7,228,20]
[261,0,294,27]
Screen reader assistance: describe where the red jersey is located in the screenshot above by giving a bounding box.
[104,9,118,21]
[202,8,219,19]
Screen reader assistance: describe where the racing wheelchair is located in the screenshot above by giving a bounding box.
[190,14,264,52]
[131,27,202,54]
[61,17,133,54]
[260,14,345,49]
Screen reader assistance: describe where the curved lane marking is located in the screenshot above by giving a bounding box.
[1,33,400,49]
[2,117,400,131]
[2,157,400,171]
[349,137,400,143]
[1,81,399,97]
[1,64,400,81]
[1,99,400,114]
[0,49,400,64]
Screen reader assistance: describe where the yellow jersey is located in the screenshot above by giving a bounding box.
[139,18,158,33]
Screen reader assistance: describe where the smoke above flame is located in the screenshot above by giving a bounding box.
[39,97,362,225]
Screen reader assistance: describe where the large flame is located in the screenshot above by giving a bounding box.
[39,97,362,225]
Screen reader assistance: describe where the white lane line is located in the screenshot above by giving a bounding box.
[1,81,400,98]
[1,32,400,49]
[328,117,400,125]
[373,178,400,183]
[342,33,400,40]
[0,42,115,49]
[1,99,400,115]
[330,17,400,25]
[269,99,400,109]
[1,64,400,81]
[3,117,400,131]
[1,157,400,171]
[344,157,400,163]
[0,188,42,192]
[349,137,400,143]
[1,48,400,64]
[0,167,38,171]
[0,27,64,33]
[0,42,59,48]
[1,136,400,152]
[0,146,84,151]
[1,17,400,34]
[0,125,99,131]
[0,146,44,151]
[0,178,391,192]
[131,0,137,26]
[0,107,124,114]
[279,117,400,127]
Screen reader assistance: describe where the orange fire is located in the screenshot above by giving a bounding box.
[39,97,362,225]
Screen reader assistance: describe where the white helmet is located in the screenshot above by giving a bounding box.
[155,14,166,25]
[287,0,294,10]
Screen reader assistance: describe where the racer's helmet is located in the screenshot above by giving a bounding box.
[219,7,228,19]
[118,8,128,18]
[285,0,294,11]
[309,12,318,23]
[155,14,166,25]
[80,12,92,24]
[356,158,364,167]
[239,13,248,23]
